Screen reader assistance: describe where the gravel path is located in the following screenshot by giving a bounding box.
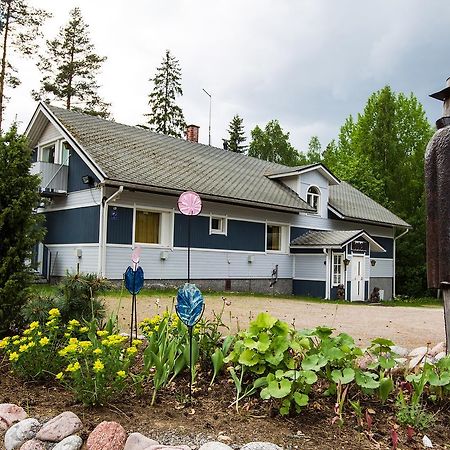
[104,294,445,349]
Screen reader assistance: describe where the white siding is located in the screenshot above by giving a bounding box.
[293,254,326,280]
[370,258,394,278]
[299,170,329,218]
[105,246,292,280]
[45,245,99,276]
[39,123,62,144]
[44,189,102,212]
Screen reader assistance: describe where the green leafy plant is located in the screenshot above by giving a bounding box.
[57,316,138,405]
[0,308,64,380]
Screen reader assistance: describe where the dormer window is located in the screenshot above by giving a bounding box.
[307,186,320,213]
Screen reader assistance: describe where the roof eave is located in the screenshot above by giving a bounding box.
[267,163,340,185]
[104,179,309,214]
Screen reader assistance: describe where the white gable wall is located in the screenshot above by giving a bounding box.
[298,170,329,217]
[40,122,62,144]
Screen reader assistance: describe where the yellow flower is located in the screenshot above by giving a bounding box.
[9,352,19,362]
[0,337,9,349]
[48,308,60,317]
[29,321,39,330]
[132,339,142,347]
[79,327,89,333]
[79,341,92,349]
[39,337,50,346]
[116,370,126,378]
[46,319,57,327]
[12,340,20,346]
[56,372,64,380]
[66,361,80,372]
[23,329,32,336]
[97,330,109,337]
[28,342,35,348]
[69,338,79,345]
[93,348,102,355]
[93,359,104,373]
[19,345,28,353]
[68,319,80,327]
[126,347,138,356]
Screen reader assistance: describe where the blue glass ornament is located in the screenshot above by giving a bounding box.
[125,266,144,295]
[176,283,204,327]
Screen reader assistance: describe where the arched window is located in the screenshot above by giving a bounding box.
[307,186,320,213]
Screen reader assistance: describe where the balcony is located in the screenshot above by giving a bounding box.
[31,161,68,197]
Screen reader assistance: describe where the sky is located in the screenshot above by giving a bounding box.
[5,0,450,152]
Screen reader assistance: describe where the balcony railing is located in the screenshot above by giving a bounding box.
[31,161,68,196]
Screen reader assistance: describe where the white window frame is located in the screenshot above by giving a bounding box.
[265,223,288,253]
[209,215,227,235]
[307,185,321,214]
[132,205,173,248]
[332,253,345,286]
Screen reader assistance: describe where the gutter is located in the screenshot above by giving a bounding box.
[98,185,123,277]
[393,228,409,298]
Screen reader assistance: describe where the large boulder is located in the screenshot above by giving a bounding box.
[0,404,28,430]
[4,418,41,450]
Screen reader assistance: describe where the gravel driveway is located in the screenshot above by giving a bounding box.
[104,294,445,349]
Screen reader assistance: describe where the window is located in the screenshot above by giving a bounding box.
[135,210,160,244]
[41,143,56,163]
[333,253,344,286]
[61,142,72,165]
[266,224,282,251]
[307,186,320,213]
[210,216,227,235]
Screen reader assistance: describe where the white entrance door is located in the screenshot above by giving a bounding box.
[351,255,365,301]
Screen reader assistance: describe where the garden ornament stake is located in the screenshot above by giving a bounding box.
[176,191,204,403]
[426,76,450,354]
[124,246,144,346]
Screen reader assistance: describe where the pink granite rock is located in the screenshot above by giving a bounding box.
[429,341,446,357]
[124,432,159,450]
[86,421,127,450]
[19,439,46,450]
[145,446,191,450]
[35,411,82,442]
[0,404,28,430]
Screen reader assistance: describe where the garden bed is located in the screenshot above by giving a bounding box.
[1,364,449,449]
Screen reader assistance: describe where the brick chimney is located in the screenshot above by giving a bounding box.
[186,124,200,143]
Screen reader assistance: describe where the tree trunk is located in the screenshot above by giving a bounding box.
[0,0,12,131]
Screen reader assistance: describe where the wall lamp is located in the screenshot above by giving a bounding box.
[343,258,350,266]
[81,175,94,186]
[371,259,377,266]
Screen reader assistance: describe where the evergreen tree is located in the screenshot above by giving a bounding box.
[227,114,247,153]
[146,50,186,138]
[0,126,45,334]
[305,136,322,163]
[248,120,301,166]
[0,0,50,129]
[32,7,110,118]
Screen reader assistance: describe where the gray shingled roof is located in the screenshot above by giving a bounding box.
[291,230,364,247]
[329,182,410,228]
[45,105,313,213]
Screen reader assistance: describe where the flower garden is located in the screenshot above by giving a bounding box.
[1,283,450,450]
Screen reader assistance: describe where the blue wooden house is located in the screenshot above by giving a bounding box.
[27,103,410,300]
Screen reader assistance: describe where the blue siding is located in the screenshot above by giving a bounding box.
[371,236,393,259]
[174,214,265,252]
[346,281,351,301]
[293,280,325,298]
[365,281,369,301]
[68,150,99,192]
[107,206,133,245]
[291,248,324,254]
[44,206,100,244]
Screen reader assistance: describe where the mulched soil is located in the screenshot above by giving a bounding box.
[1,362,449,450]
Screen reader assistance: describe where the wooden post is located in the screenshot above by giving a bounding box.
[442,282,450,354]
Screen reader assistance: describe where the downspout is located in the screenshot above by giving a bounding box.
[393,228,409,298]
[99,185,123,277]
[324,248,330,299]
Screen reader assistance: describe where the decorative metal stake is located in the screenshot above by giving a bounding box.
[176,191,204,402]
[124,247,144,346]
[426,77,450,353]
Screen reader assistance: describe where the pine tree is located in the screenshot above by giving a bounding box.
[227,114,247,153]
[146,50,186,138]
[305,136,322,163]
[0,0,50,129]
[32,7,110,118]
[0,126,45,334]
